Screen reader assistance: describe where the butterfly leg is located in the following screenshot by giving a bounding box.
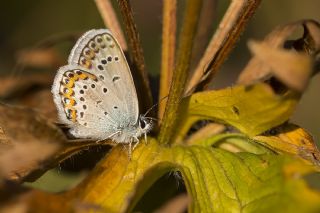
[144,132,148,145]
[132,136,140,151]
[128,141,132,160]
[96,131,121,143]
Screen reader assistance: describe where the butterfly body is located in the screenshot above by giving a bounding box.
[51,29,152,153]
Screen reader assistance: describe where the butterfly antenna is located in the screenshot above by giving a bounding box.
[144,117,159,121]
[143,95,168,117]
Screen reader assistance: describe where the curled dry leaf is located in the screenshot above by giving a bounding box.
[0,73,57,121]
[254,123,320,166]
[0,103,114,182]
[0,104,65,181]
[20,89,57,122]
[238,20,320,91]
[0,104,65,145]
[0,141,59,181]
[247,40,312,91]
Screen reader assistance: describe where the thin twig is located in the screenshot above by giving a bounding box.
[117,0,153,111]
[186,0,262,93]
[94,0,127,50]
[158,0,203,145]
[158,0,177,121]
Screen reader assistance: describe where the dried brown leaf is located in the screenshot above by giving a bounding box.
[238,20,320,91]
[0,104,65,145]
[0,103,111,182]
[0,141,59,180]
[247,40,312,91]
[0,104,65,181]
[0,73,57,121]
[20,89,57,122]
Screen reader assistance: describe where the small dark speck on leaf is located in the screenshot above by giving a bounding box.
[232,106,240,115]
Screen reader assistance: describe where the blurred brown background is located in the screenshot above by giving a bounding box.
[0,0,319,140]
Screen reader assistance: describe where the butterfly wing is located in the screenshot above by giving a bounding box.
[52,29,139,140]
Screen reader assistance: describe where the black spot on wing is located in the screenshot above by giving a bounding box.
[112,76,120,82]
[98,65,104,70]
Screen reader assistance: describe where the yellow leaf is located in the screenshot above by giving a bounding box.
[173,83,299,142]
[254,123,320,166]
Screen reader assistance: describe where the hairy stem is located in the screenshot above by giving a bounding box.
[158,0,177,121]
[158,0,203,145]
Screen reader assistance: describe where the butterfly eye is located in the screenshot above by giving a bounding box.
[140,119,146,129]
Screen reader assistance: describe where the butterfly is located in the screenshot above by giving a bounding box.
[51,29,153,157]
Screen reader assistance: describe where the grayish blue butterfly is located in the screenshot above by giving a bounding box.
[51,29,152,156]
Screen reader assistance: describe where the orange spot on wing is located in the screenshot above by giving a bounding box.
[64,80,75,88]
[63,88,74,98]
[70,110,77,122]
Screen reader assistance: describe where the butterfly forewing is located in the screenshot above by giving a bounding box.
[52,29,140,139]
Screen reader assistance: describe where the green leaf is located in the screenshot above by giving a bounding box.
[174,83,299,142]
[193,133,272,154]
[73,138,320,213]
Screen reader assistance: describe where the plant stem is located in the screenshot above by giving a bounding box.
[158,0,203,145]
[186,0,262,93]
[158,0,177,121]
[117,0,153,111]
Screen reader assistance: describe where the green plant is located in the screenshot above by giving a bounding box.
[0,0,320,213]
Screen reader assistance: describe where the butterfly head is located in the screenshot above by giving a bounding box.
[138,115,153,135]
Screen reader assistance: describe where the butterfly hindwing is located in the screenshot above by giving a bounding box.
[52,29,141,140]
